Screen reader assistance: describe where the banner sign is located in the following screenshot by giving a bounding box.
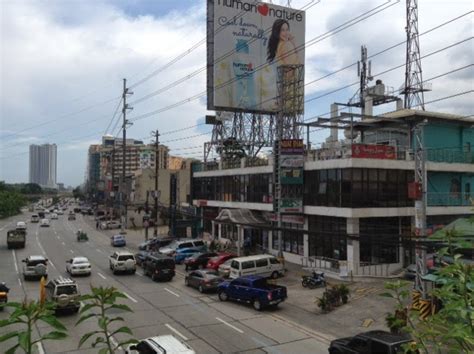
[280,154,304,168]
[279,198,303,213]
[268,213,304,224]
[207,0,305,113]
[280,167,303,184]
[351,144,396,160]
[280,139,304,154]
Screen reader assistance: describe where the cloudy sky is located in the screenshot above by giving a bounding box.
[0,0,472,186]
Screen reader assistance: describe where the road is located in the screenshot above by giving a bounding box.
[0,212,331,353]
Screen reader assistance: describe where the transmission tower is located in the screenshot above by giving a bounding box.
[402,0,430,109]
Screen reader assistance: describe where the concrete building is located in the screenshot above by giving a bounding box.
[29,144,57,188]
[191,110,473,276]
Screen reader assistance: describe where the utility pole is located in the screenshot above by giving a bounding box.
[110,145,115,222]
[121,78,133,232]
[151,130,160,236]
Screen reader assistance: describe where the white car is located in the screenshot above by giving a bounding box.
[126,335,195,354]
[56,210,64,215]
[40,219,50,227]
[101,220,122,230]
[51,213,58,220]
[109,251,136,274]
[16,221,27,230]
[66,257,91,276]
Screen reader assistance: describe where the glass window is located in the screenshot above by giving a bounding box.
[230,260,239,269]
[255,259,268,267]
[269,257,280,265]
[242,261,255,269]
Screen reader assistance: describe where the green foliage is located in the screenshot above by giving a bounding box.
[0,299,67,354]
[76,286,137,353]
[316,284,351,312]
[73,187,84,200]
[0,190,26,219]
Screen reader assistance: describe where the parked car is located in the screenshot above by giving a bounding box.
[138,237,173,251]
[16,221,27,230]
[109,251,136,274]
[38,211,45,219]
[66,257,91,276]
[159,239,206,256]
[184,252,218,271]
[31,214,40,223]
[125,335,195,354]
[404,254,436,280]
[68,212,76,221]
[207,252,237,271]
[111,234,126,247]
[218,258,234,278]
[174,248,200,264]
[135,250,152,267]
[142,254,175,281]
[328,330,415,354]
[45,277,80,314]
[101,220,122,230]
[40,218,50,227]
[22,255,48,280]
[217,275,287,311]
[185,269,224,293]
[229,254,285,279]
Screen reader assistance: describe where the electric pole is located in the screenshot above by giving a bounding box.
[121,78,133,232]
[151,130,160,236]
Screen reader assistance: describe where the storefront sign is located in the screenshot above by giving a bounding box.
[280,168,303,184]
[268,213,304,224]
[351,144,396,159]
[279,198,303,213]
[280,139,304,154]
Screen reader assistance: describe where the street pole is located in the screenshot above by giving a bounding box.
[152,130,160,237]
[145,191,149,241]
[121,78,133,233]
[110,145,115,222]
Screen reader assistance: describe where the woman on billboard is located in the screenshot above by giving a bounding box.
[267,19,301,66]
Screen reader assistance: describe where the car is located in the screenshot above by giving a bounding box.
[40,218,50,227]
[68,213,76,221]
[229,254,285,279]
[109,251,136,274]
[66,257,91,276]
[38,211,45,219]
[125,335,195,354]
[185,269,224,293]
[16,221,27,230]
[174,248,200,264]
[56,210,64,215]
[22,255,48,280]
[111,234,126,247]
[206,252,237,271]
[184,252,218,271]
[142,254,176,281]
[159,239,207,256]
[218,258,234,278]
[31,214,40,223]
[404,254,436,280]
[45,277,81,314]
[51,213,58,220]
[135,250,152,267]
[217,275,287,311]
[328,330,415,354]
[138,237,174,251]
[101,220,122,230]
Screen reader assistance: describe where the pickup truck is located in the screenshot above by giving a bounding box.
[217,275,287,311]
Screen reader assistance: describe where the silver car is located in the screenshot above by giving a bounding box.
[22,255,48,280]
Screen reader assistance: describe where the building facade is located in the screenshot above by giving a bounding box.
[29,143,57,188]
[192,110,473,276]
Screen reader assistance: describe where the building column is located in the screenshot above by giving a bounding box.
[218,223,222,241]
[268,230,273,252]
[237,225,242,256]
[303,216,309,258]
[346,218,360,275]
[211,221,215,240]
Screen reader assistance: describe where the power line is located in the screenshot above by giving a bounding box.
[103,98,123,135]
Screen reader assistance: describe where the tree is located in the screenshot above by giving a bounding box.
[0,190,26,219]
[76,286,137,353]
[0,300,67,354]
[72,186,85,200]
[382,230,474,353]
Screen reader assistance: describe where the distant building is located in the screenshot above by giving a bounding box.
[29,144,57,188]
[169,156,197,170]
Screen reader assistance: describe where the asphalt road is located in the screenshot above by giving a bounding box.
[0,211,331,353]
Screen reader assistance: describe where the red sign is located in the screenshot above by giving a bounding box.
[351,144,396,159]
[408,182,422,200]
[197,200,208,207]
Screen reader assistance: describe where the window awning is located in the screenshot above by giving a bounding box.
[215,209,268,225]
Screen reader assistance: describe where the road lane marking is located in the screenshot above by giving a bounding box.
[215,317,244,334]
[136,271,143,276]
[37,342,45,354]
[49,260,57,270]
[61,241,65,246]
[165,324,188,341]
[12,250,19,273]
[107,332,119,348]
[70,250,74,254]
[96,248,104,254]
[164,288,180,297]
[18,278,22,287]
[97,272,107,280]
[123,292,138,303]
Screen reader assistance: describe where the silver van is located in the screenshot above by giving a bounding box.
[159,239,206,256]
[229,255,284,279]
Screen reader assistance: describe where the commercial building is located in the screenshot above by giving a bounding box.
[192,109,473,276]
[29,143,57,188]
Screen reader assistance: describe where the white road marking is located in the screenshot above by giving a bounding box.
[37,342,45,354]
[49,260,57,270]
[61,242,65,246]
[107,332,119,348]
[96,248,104,254]
[136,271,143,277]
[165,324,189,341]
[124,292,138,303]
[70,250,74,254]
[164,288,180,297]
[215,317,244,334]
[56,236,60,240]
[12,250,19,273]
[18,278,22,287]
[97,272,107,280]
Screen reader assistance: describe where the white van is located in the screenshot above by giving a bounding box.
[229,254,285,279]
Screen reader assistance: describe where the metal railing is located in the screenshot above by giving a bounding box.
[426,148,473,164]
[358,262,391,277]
[427,193,473,207]
[244,157,270,168]
[301,256,341,273]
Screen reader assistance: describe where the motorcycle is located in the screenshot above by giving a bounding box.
[0,282,9,311]
[301,271,326,289]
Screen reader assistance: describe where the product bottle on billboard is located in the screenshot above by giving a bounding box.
[233,39,257,109]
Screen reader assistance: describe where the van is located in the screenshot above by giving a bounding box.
[229,255,285,279]
[159,239,206,256]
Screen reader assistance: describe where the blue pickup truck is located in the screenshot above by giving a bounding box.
[217,275,287,311]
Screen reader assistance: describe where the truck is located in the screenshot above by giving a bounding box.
[7,229,26,249]
[217,275,287,311]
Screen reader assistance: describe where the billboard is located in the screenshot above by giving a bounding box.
[207,0,305,113]
[351,144,396,160]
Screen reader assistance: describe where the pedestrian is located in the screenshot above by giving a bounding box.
[96,220,99,229]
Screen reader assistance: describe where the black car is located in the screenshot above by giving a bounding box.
[183,252,218,271]
[328,330,415,354]
[185,269,224,293]
[142,254,175,281]
[135,250,153,267]
[138,237,174,251]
